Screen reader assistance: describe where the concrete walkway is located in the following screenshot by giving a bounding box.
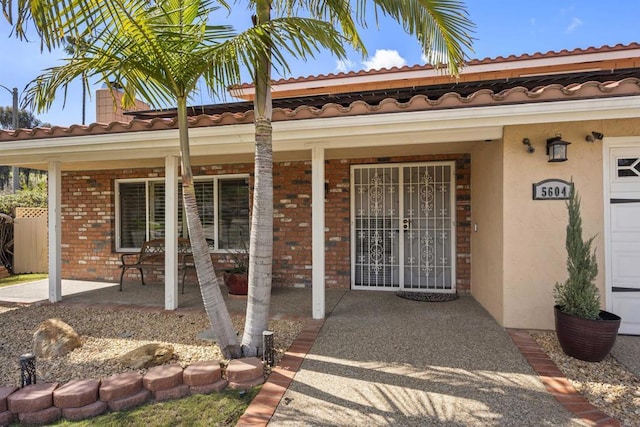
[267,292,584,426]
[0,279,115,303]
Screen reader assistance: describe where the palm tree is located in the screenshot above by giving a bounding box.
[238,0,474,356]
[63,35,92,125]
[17,0,348,359]
[4,0,474,357]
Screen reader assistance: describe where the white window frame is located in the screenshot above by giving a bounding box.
[115,173,250,252]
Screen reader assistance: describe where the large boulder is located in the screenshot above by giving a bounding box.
[119,344,174,369]
[33,318,82,359]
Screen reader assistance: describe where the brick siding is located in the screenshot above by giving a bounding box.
[61,154,471,292]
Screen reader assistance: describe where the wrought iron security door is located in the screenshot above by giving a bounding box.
[352,163,455,292]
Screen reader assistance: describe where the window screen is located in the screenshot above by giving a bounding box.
[117,176,249,250]
[218,178,250,249]
[119,182,146,248]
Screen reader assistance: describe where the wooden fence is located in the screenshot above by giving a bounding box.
[13,207,48,273]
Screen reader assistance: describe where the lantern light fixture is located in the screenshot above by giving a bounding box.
[546,135,571,162]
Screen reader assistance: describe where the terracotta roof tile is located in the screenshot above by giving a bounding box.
[1,78,638,143]
[236,42,640,89]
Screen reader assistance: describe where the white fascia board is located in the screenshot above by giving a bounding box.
[236,49,640,98]
[0,124,257,162]
[271,96,640,147]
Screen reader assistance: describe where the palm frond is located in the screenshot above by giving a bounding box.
[369,0,474,74]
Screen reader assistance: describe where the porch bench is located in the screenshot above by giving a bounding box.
[118,238,195,293]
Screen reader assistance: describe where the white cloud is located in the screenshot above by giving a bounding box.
[335,58,355,73]
[565,17,583,33]
[420,51,450,66]
[362,49,407,71]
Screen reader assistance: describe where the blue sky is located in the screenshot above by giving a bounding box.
[0,0,638,127]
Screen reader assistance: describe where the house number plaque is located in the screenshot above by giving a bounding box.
[532,179,573,200]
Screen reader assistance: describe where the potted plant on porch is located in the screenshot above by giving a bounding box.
[553,186,621,362]
[223,242,249,296]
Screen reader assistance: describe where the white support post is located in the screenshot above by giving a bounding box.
[48,161,62,302]
[311,146,326,319]
[165,156,179,310]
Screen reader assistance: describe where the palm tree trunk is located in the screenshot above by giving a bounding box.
[81,73,86,125]
[241,0,274,357]
[177,95,241,359]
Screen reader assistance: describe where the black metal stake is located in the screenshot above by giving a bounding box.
[262,330,275,367]
[19,353,36,387]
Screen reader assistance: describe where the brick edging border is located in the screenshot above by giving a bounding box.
[236,318,325,426]
[507,329,620,427]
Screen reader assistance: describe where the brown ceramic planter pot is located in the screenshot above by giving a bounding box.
[224,272,248,295]
[554,305,621,362]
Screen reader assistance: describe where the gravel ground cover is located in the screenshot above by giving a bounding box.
[532,331,640,426]
[0,303,303,387]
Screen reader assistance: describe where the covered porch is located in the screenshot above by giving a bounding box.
[2,107,504,319]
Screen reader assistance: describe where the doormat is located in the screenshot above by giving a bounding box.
[396,291,459,302]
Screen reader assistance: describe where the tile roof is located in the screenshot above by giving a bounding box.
[1,77,638,142]
[236,42,640,88]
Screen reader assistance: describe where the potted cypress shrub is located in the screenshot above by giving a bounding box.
[553,187,621,362]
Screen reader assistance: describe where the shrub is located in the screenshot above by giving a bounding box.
[553,187,600,319]
[0,185,47,217]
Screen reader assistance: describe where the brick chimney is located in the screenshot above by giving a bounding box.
[95,88,151,124]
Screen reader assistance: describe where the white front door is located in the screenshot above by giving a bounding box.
[351,162,456,292]
[607,144,640,334]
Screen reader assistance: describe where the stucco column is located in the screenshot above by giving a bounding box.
[311,146,326,319]
[48,161,62,302]
[164,156,179,310]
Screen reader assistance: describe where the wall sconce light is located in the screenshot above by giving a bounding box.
[522,138,535,154]
[585,131,604,142]
[546,135,571,162]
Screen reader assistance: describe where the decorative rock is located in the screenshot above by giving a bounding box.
[107,389,151,412]
[18,406,61,425]
[99,372,143,402]
[7,382,59,413]
[119,343,174,369]
[33,318,82,359]
[53,379,100,408]
[143,364,183,391]
[0,410,14,426]
[62,400,108,421]
[153,384,190,402]
[226,357,264,384]
[190,379,228,395]
[183,361,222,386]
[0,386,17,412]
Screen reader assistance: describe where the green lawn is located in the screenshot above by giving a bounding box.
[53,387,260,426]
[0,273,48,288]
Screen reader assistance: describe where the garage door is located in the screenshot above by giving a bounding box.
[608,146,640,334]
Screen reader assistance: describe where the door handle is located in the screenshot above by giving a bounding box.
[402,219,410,230]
